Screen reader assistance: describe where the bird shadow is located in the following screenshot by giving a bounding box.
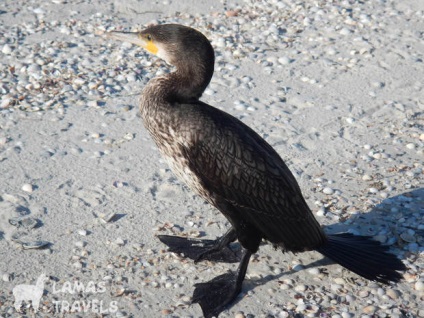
[237,187,423,293]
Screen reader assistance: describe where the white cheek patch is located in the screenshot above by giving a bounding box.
[156,43,172,65]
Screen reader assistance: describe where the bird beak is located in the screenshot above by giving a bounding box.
[106,31,159,55]
[106,31,145,47]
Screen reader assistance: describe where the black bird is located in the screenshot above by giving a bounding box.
[106,24,406,317]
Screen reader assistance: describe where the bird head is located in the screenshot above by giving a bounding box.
[106,24,214,69]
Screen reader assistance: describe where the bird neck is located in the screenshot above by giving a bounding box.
[166,61,214,103]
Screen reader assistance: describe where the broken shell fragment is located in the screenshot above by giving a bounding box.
[9,216,39,230]
[21,240,51,249]
[100,212,117,223]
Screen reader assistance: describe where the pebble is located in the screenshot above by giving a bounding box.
[77,229,88,236]
[386,288,400,299]
[308,268,320,275]
[2,273,11,282]
[362,174,373,181]
[358,290,369,298]
[368,187,379,194]
[74,241,86,248]
[115,237,125,246]
[323,187,334,195]
[415,281,424,291]
[21,183,34,193]
[0,98,11,109]
[339,28,352,35]
[405,143,415,150]
[345,117,355,124]
[362,306,377,314]
[278,56,291,65]
[2,44,12,54]
[294,284,307,292]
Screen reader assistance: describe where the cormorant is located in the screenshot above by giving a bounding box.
[106,24,406,318]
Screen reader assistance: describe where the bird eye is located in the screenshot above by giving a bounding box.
[146,34,152,41]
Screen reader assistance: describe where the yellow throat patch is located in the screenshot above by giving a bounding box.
[145,41,158,55]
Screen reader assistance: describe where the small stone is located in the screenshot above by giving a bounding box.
[369,187,379,194]
[2,273,11,282]
[308,268,320,275]
[22,183,34,193]
[292,264,305,272]
[225,10,239,17]
[88,100,101,107]
[75,241,86,248]
[362,174,373,181]
[0,98,11,109]
[406,143,415,150]
[73,261,83,269]
[362,305,377,314]
[77,229,88,236]
[235,312,246,318]
[345,294,356,303]
[295,284,307,292]
[33,7,45,14]
[339,28,352,35]
[316,208,325,216]
[278,56,291,65]
[386,288,400,299]
[115,237,125,246]
[323,187,334,195]
[358,290,369,298]
[2,44,12,54]
[415,281,424,291]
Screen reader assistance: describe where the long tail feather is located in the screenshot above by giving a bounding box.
[316,233,406,284]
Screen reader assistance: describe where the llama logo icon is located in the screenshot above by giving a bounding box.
[13,273,48,313]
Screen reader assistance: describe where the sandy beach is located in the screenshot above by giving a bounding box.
[0,0,423,317]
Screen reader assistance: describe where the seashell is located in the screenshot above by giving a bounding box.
[113,287,126,297]
[21,240,51,249]
[400,232,416,243]
[9,216,39,230]
[189,230,201,237]
[123,133,134,140]
[100,212,117,223]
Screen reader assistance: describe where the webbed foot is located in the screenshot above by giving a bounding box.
[192,249,252,318]
[158,227,239,263]
[157,231,239,263]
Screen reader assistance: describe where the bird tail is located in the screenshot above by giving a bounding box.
[316,233,406,284]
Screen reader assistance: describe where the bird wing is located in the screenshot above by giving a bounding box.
[177,102,325,251]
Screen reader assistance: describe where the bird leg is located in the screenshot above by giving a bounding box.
[192,248,252,318]
[157,227,239,263]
